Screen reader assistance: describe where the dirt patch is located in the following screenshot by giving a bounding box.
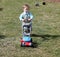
[0,8,3,11]
[46,0,60,2]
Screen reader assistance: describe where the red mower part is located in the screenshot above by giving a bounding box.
[20,40,24,42]
[25,42,31,46]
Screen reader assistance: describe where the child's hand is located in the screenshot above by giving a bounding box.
[28,19,31,22]
[22,19,31,22]
[22,19,25,22]
[22,19,27,22]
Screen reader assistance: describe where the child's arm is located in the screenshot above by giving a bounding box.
[29,13,33,20]
[28,13,33,22]
[19,13,25,22]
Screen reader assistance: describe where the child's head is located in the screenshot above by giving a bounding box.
[22,4,30,12]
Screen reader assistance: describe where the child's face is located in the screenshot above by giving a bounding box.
[23,6,29,12]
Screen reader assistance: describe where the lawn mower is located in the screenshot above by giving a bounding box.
[20,17,33,47]
[20,35,32,47]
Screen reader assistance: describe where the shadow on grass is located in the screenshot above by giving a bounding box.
[31,34,60,40]
[0,35,6,39]
[32,41,38,48]
[30,34,60,48]
[0,8,3,11]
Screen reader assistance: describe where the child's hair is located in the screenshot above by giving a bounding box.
[22,4,30,9]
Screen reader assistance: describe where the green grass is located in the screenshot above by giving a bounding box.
[0,0,60,57]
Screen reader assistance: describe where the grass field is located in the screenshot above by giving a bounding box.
[0,0,60,57]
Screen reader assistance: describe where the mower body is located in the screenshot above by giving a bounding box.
[20,36,32,47]
[20,16,33,47]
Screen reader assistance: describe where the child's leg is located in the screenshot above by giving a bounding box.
[30,24,32,31]
[29,24,32,34]
[22,24,24,36]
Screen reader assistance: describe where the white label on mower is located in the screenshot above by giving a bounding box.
[23,22,31,26]
[24,32,30,35]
